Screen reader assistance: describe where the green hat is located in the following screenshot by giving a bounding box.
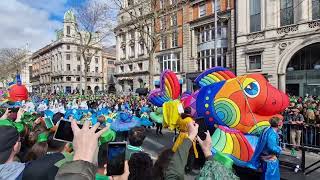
[37,132,48,143]
[15,123,25,133]
[213,151,234,169]
[99,129,116,145]
[0,119,24,133]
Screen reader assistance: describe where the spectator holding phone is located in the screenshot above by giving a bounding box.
[55,120,109,180]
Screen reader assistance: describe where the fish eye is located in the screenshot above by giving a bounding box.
[244,81,260,98]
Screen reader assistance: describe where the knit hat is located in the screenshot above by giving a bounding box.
[0,122,19,163]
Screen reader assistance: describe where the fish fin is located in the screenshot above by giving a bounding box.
[194,67,236,88]
[211,125,255,164]
[148,70,180,107]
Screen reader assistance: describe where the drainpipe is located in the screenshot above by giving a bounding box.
[234,0,237,75]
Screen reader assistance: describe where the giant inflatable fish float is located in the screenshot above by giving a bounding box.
[148,67,289,168]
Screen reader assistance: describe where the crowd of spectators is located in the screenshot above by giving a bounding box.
[282,95,320,149]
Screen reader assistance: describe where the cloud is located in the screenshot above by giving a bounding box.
[0,0,117,52]
[0,0,62,51]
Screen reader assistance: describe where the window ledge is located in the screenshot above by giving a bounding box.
[247,69,262,73]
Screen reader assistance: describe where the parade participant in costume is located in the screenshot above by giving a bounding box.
[139,106,153,127]
[250,117,282,180]
[150,107,164,134]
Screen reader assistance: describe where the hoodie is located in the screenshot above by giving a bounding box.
[0,162,25,180]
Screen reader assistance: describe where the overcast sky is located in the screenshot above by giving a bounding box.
[0,0,116,52]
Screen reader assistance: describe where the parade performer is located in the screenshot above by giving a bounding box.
[148,67,289,171]
[150,107,163,134]
[139,106,153,127]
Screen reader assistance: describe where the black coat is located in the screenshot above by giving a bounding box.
[22,153,64,180]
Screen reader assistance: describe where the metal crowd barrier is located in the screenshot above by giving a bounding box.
[280,123,320,175]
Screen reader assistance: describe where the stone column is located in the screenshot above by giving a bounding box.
[295,0,309,23]
[265,0,277,29]
[278,73,286,92]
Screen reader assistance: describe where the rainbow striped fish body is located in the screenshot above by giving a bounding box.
[188,67,288,167]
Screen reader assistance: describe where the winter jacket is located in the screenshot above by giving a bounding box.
[22,152,64,180]
[55,160,97,180]
[0,161,25,180]
[165,138,192,180]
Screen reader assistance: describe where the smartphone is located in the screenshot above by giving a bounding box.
[54,120,102,143]
[44,118,54,129]
[9,108,19,113]
[196,117,208,140]
[107,142,127,176]
[53,120,81,143]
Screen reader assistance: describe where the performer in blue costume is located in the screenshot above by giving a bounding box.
[250,117,282,180]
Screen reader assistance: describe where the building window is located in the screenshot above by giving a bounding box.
[198,48,227,71]
[129,64,133,71]
[66,77,71,81]
[130,30,135,40]
[139,7,143,16]
[158,53,181,72]
[172,30,178,48]
[312,0,320,20]
[120,66,124,72]
[121,47,126,59]
[77,55,81,61]
[250,0,261,32]
[87,66,90,72]
[161,36,167,50]
[76,77,80,81]
[199,2,206,17]
[215,0,221,12]
[95,78,99,82]
[171,14,177,26]
[77,65,81,71]
[67,45,70,50]
[67,26,70,35]
[67,64,71,71]
[130,45,135,57]
[87,78,91,82]
[248,54,262,70]
[170,0,177,5]
[138,63,143,70]
[66,54,71,60]
[160,0,164,9]
[128,0,133,6]
[95,67,99,73]
[108,60,114,64]
[139,42,144,55]
[280,0,294,26]
[121,34,126,43]
[160,16,166,30]
[95,57,99,64]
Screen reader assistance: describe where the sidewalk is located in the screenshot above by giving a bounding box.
[281,148,320,180]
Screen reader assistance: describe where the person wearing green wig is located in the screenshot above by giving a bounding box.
[196,131,239,180]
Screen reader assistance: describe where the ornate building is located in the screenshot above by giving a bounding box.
[115,0,235,93]
[31,10,104,94]
[236,0,320,96]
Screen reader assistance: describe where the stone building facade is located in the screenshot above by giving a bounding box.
[31,10,104,94]
[115,0,235,94]
[114,0,152,94]
[236,0,320,96]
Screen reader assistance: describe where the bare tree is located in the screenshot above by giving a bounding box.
[0,48,27,86]
[73,0,116,94]
[113,0,164,90]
